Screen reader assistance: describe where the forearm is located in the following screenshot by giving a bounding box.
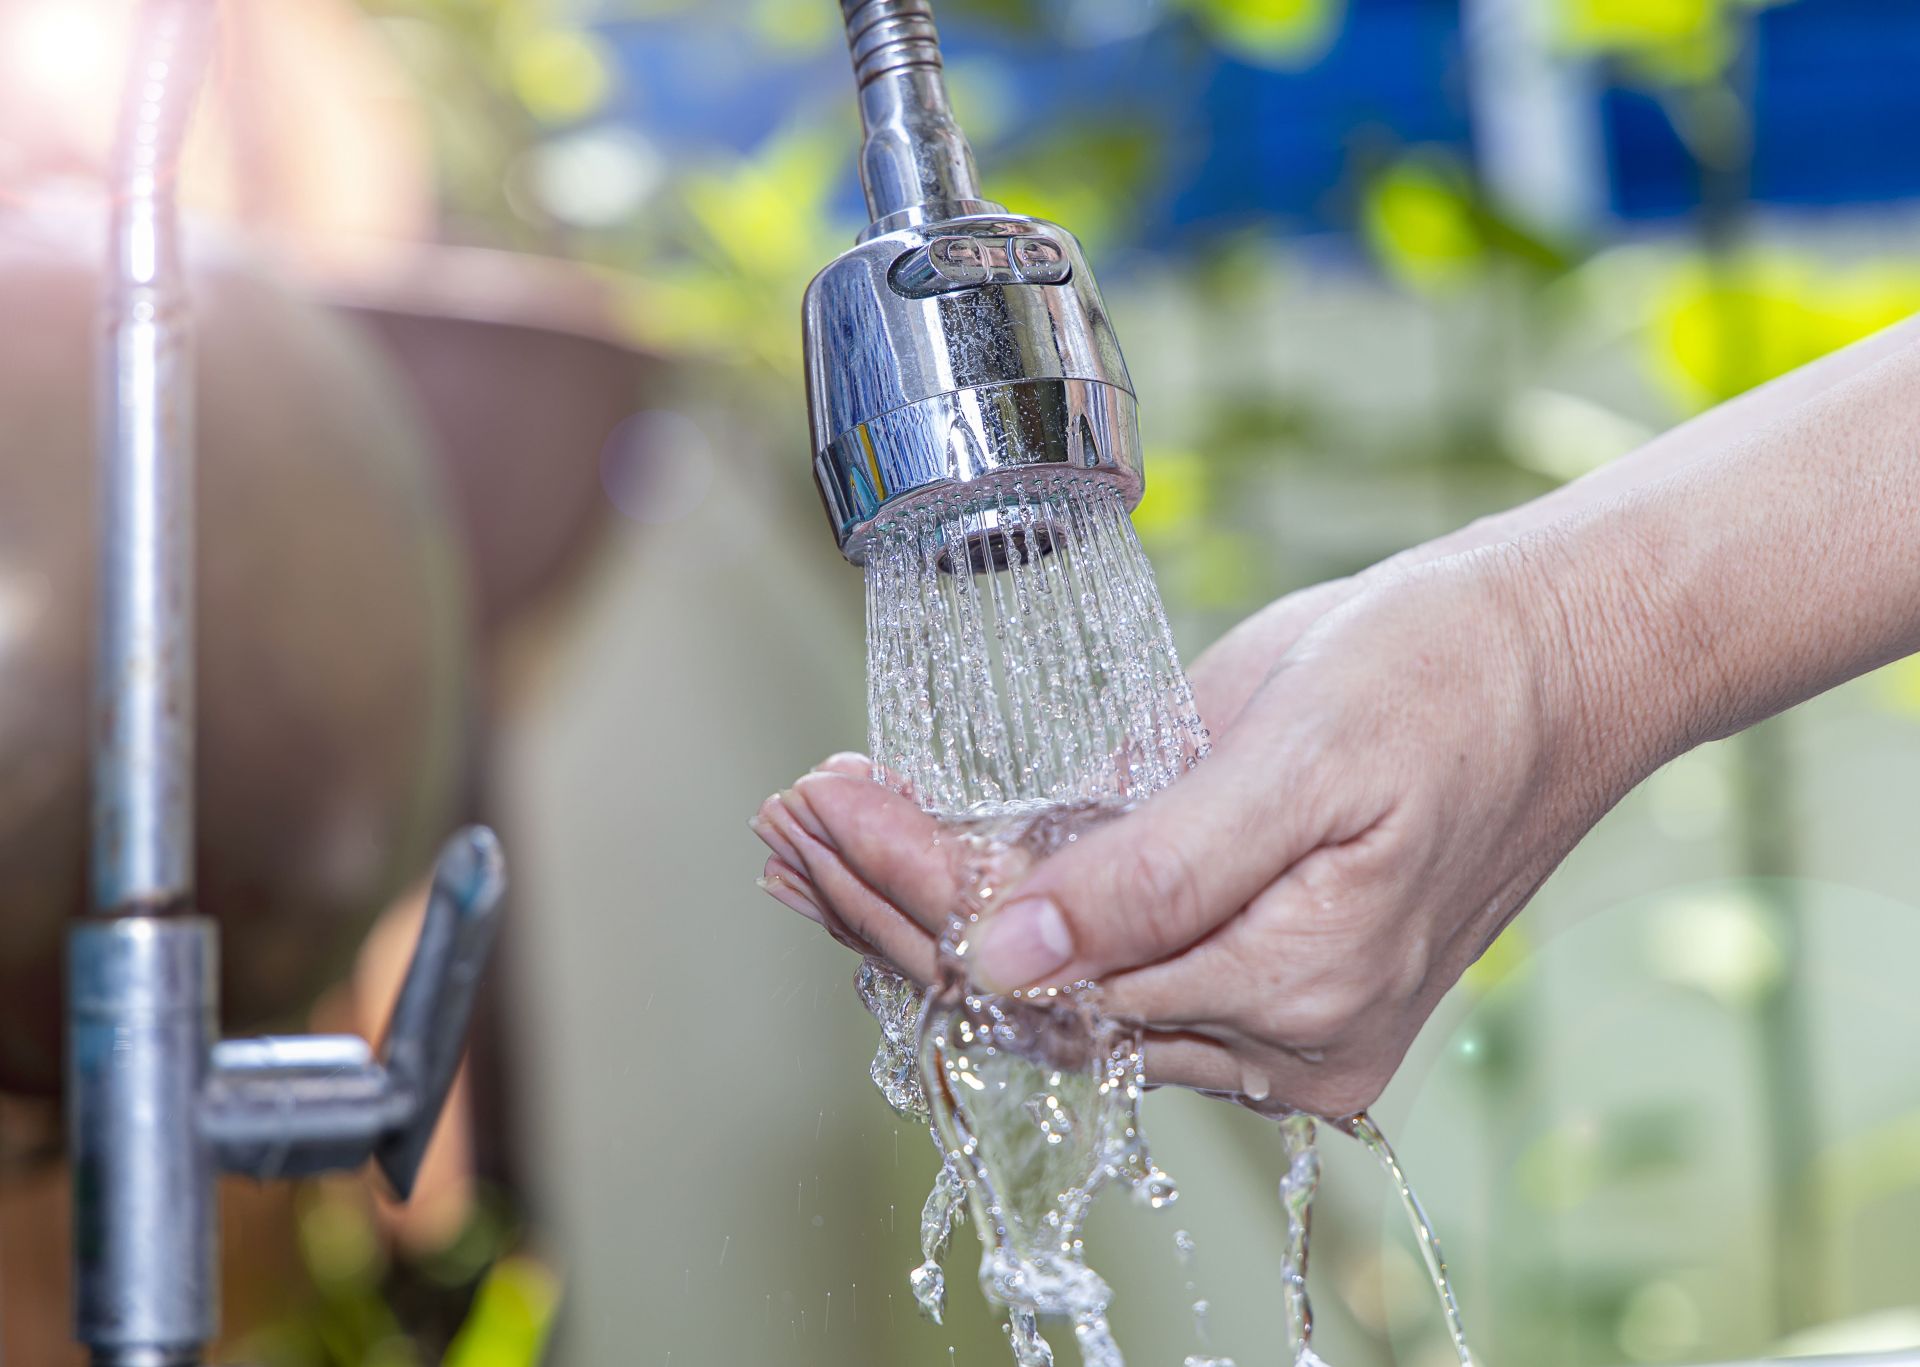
[1533,335,1920,786]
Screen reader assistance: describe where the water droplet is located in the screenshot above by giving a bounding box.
[1240,1065,1272,1102]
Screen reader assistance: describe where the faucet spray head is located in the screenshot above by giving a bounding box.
[805,0,1144,566]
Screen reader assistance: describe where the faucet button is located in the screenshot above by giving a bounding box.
[1009,237,1069,283]
[891,234,1076,297]
[930,235,991,283]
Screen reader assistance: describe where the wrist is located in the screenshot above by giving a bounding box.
[1483,525,1692,817]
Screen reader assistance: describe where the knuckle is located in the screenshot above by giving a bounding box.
[1113,836,1208,945]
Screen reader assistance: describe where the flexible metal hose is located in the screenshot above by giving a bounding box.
[837,0,997,229]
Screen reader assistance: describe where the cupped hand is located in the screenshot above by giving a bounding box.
[753,548,1644,1118]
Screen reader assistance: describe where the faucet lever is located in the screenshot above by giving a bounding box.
[200,827,507,1193]
[374,825,508,1197]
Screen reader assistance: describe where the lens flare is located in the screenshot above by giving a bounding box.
[5,0,127,157]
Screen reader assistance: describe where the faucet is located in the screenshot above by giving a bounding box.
[70,3,503,1362]
[805,0,1146,570]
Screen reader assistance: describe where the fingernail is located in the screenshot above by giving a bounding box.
[784,775,837,846]
[768,854,820,899]
[972,898,1074,992]
[750,812,802,869]
[758,873,826,927]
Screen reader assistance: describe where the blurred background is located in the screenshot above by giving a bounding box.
[4,0,1920,1364]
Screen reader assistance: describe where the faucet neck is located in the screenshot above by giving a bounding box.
[841,0,1002,234]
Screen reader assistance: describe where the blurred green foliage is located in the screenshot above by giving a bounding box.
[619,125,851,371]
[1553,0,1794,85]
[1177,0,1345,68]
[1649,254,1920,411]
[237,1182,540,1367]
[444,1256,562,1367]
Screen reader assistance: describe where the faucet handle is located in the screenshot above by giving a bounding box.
[373,825,506,1198]
[202,826,506,1192]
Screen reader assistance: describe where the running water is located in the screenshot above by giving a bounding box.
[1277,1113,1326,1367]
[863,479,1205,816]
[858,478,1204,1365]
[852,477,1476,1366]
[860,803,1179,1367]
[1270,1111,1477,1366]
[1341,1114,1477,1365]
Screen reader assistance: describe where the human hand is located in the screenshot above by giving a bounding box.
[754,547,1649,1118]
[750,574,1361,979]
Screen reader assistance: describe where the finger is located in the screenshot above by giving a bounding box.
[751,797,804,869]
[766,796,941,982]
[752,756,878,866]
[760,855,883,958]
[783,772,962,936]
[757,796,889,958]
[1140,1030,1242,1093]
[1099,932,1250,1027]
[757,857,826,927]
[1140,1031,1356,1119]
[751,755,879,867]
[816,749,923,802]
[812,751,874,779]
[969,689,1364,992]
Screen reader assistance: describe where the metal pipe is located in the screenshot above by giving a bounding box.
[71,6,503,1359]
[840,0,999,234]
[76,4,218,1362]
[94,0,216,916]
[69,918,218,1365]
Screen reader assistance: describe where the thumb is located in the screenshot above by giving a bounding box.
[968,709,1331,992]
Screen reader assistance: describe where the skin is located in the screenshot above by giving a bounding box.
[753,317,1920,1120]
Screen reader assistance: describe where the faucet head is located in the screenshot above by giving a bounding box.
[802,212,1143,566]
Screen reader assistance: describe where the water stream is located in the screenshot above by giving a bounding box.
[853,478,1476,1365]
[860,801,1177,1367]
[1278,1113,1325,1367]
[1341,1114,1477,1365]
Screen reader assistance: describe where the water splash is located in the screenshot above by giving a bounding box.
[909,1155,966,1323]
[860,804,1179,1366]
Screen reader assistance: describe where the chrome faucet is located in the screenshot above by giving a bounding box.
[805,0,1146,568]
[71,4,503,1363]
